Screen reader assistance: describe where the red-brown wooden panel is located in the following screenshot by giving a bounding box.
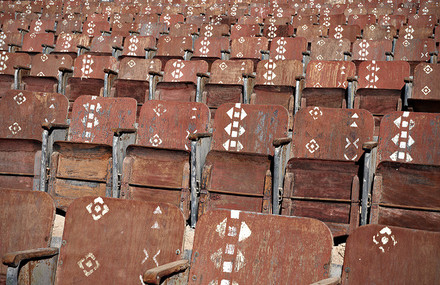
[408,14,437,27]
[255,59,302,86]
[329,24,361,43]
[357,60,410,89]
[54,33,90,54]
[412,63,440,101]
[0,32,21,51]
[352,40,392,61]
[292,107,374,161]
[311,38,351,61]
[82,20,111,38]
[117,58,161,81]
[21,32,54,53]
[55,197,185,284]
[363,24,397,40]
[209,60,254,85]
[169,23,198,37]
[378,14,406,29]
[0,52,30,76]
[72,54,118,79]
[1,18,29,33]
[348,14,376,29]
[400,25,434,40]
[269,37,307,61]
[56,19,82,35]
[29,19,55,34]
[111,22,141,37]
[0,189,55,279]
[292,14,318,28]
[394,39,437,62]
[296,25,328,42]
[29,54,73,78]
[159,13,184,27]
[69,96,137,145]
[139,22,168,38]
[156,36,192,57]
[122,35,155,57]
[211,103,288,155]
[342,225,440,284]
[230,24,261,39]
[238,15,263,25]
[162,59,208,84]
[262,24,294,40]
[189,209,332,284]
[89,35,123,54]
[344,7,367,18]
[230,37,268,60]
[193,37,230,59]
[137,100,210,151]
[200,24,229,38]
[0,90,68,140]
[377,111,440,166]
[320,13,346,27]
[305,60,356,88]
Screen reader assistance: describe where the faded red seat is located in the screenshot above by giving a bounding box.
[394,39,437,74]
[230,24,261,39]
[82,20,111,38]
[296,24,328,43]
[28,19,56,34]
[371,112,440,231]
[138,22,168,38]
[47,96,137,210]
[408,63,440,112]
[282,107,374,237]
[85,35,123,57]
[328,24,361,43]
[262,23,294,40]
[154,36,193,69]
[159,13,184,28]
[200,23,229,38]
[120,35,156,59]
[0,52,30,92]
[342,225,440,284]
[55,18,82,35]
[191,37,230,71]
[363,24,397,40]
[400,25,434,40]
[0,90,68,191]
[348,14,376,29]
[51,33,90,60]
[120,100,210,222]
[230,37,269,69]
[269,37,308,62]
[310,37,351,61]
[18,32,54,55]
[168,23,199,38]
[0,31,22,52]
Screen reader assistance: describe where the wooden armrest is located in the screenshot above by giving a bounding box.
[104,68,118,75]
[143,260,189,285]
[112,45,123,51]
[188,132,212,141]
[42,122,70,130]
[242,73,255,78]
[404,77,413,83]
[14,65,30,71]
[260,50,270,54]
[113,128,137,135]
[343,51,352,56]
[347,76,358,82]
[145,47,158,52]
[295,75,305,80]
[197,72,210,78]
[149,71,164,76]
[59,67,73,73]
[77,44,90,50]
[310,277,341,285]
[3,248,59,267]
[273,137,292,147]
[363,141,378,150]
[302,51,311,56]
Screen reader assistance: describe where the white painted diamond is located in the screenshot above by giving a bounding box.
[86,197,109,221]
[423,65,433,74]
[13,92,26,105]
[421,86,431,96]
[306,139,320,153]
[9,122,21,135]
[150,134,162,146]
[77,253,100,277]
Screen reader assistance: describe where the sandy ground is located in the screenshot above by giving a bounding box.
[332,243,346,265]
[53,214,65,239]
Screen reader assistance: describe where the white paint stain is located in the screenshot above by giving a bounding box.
[153,250,160,267]
[216,218,227,238]
[238,222,251,242]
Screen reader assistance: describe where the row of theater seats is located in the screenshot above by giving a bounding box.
[2,189,439,284]
[0,90,439,236]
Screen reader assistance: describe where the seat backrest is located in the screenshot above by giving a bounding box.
[193,36,230,58]
[230,24,261,39]
[209,59,254,85]
[329,24,361,42]
[56,19,82,35]
[69,96,137,145]
[54,33,90,53]
[162,59,209,84]
[412,63,439,101]
[230,37,269,60]
[348,14,376,29]
[352,39,392,61]
[407,14,437,27]
[189,209,333,284]
[0,189,55,278]
[159,13,185,27]
[400,25,434,40]
[269,36,307,61]
[122,35,156,57]
[0,32,21,51]
[89,35,123,53]
[72,54,118,79]
[22,32,54,53]
[377,111,440,166]
[136,100,211,151]
[320,13,346,27]
[310,37,351,61]
[30,53,73,77]
[394,39,436,62]
[211,103,288,155]
[200,23,229,37]
[296,24,328,42]
[168,23,198,37]
[118,58,162,81]
[0,90,68,140]
[342,224,440,284]
[305,60,356,88]
[357,60,410,89]
[0,51,30,75]
[363,24,397,40]
[139,22,168,38]
[263,23,294,40]
[29,19,56,34]
[156,36,192,57]
[82,20,111,37]
[255,59,302,86]
[292,107,374,161]
[55,196,185,284]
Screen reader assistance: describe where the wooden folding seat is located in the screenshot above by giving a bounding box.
[55,18,82,35]
[238,15,263,25]
[407,63,440,112]
[370,112,440,232]
[198,104,289,217]
[162,5,185,16]
[230,37,268,69]
[0,90,68,191]
[363,24,397,41]
[344,7,367,19]
[19,53,73,93]
[51,33,90,60]
[296,24,328,43]
[65,55,118,102]
[251,59,303,129]
[3,196,186,284]
[0,189,56,284]
[281,107,374,237]
[320,13,346,28]
[394,39,437,74]
[310,38,351,61]
[352,39,393,66]
[435,26,440,46]
[378,14,406,30]
[120,100,210,222]
[230,24,261,39]
[138,4,162,16]
[271,5,296,19]
[1,18,30,33]
[154,36,193,69]
[292,14,319,29]
[202,60,254,117]
[407,14,437,28]
[138,22,168,39]
[269,37,308,62]
[368,7,393,18]
[329,24,362,43]
[250,5,271,18]
[84,35,123,57]
[355,61,410,131]
[143,209,333,284]
[120,35,156,59]
[0,52,30,92]
[46,96,136,210]
[111,22,140,38]
[262,23,294,40]
[348,14,376,29]
[200,23,229,38]
[28,19,56,34]
[82,20,111,38]
[185,7,207,19]
[19,32,54,55]
[263,16,291,25]
[227,3,248,19]
[154,59,209,102]
[393,7,417,16]
[168,23,199,38]
[110,13,134,24]
[191,37,230,70]
[400,25,434,40]
[301,60,356,109]
[111,58,162,106]
[0,31,21,52]
[159,14,185,28]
